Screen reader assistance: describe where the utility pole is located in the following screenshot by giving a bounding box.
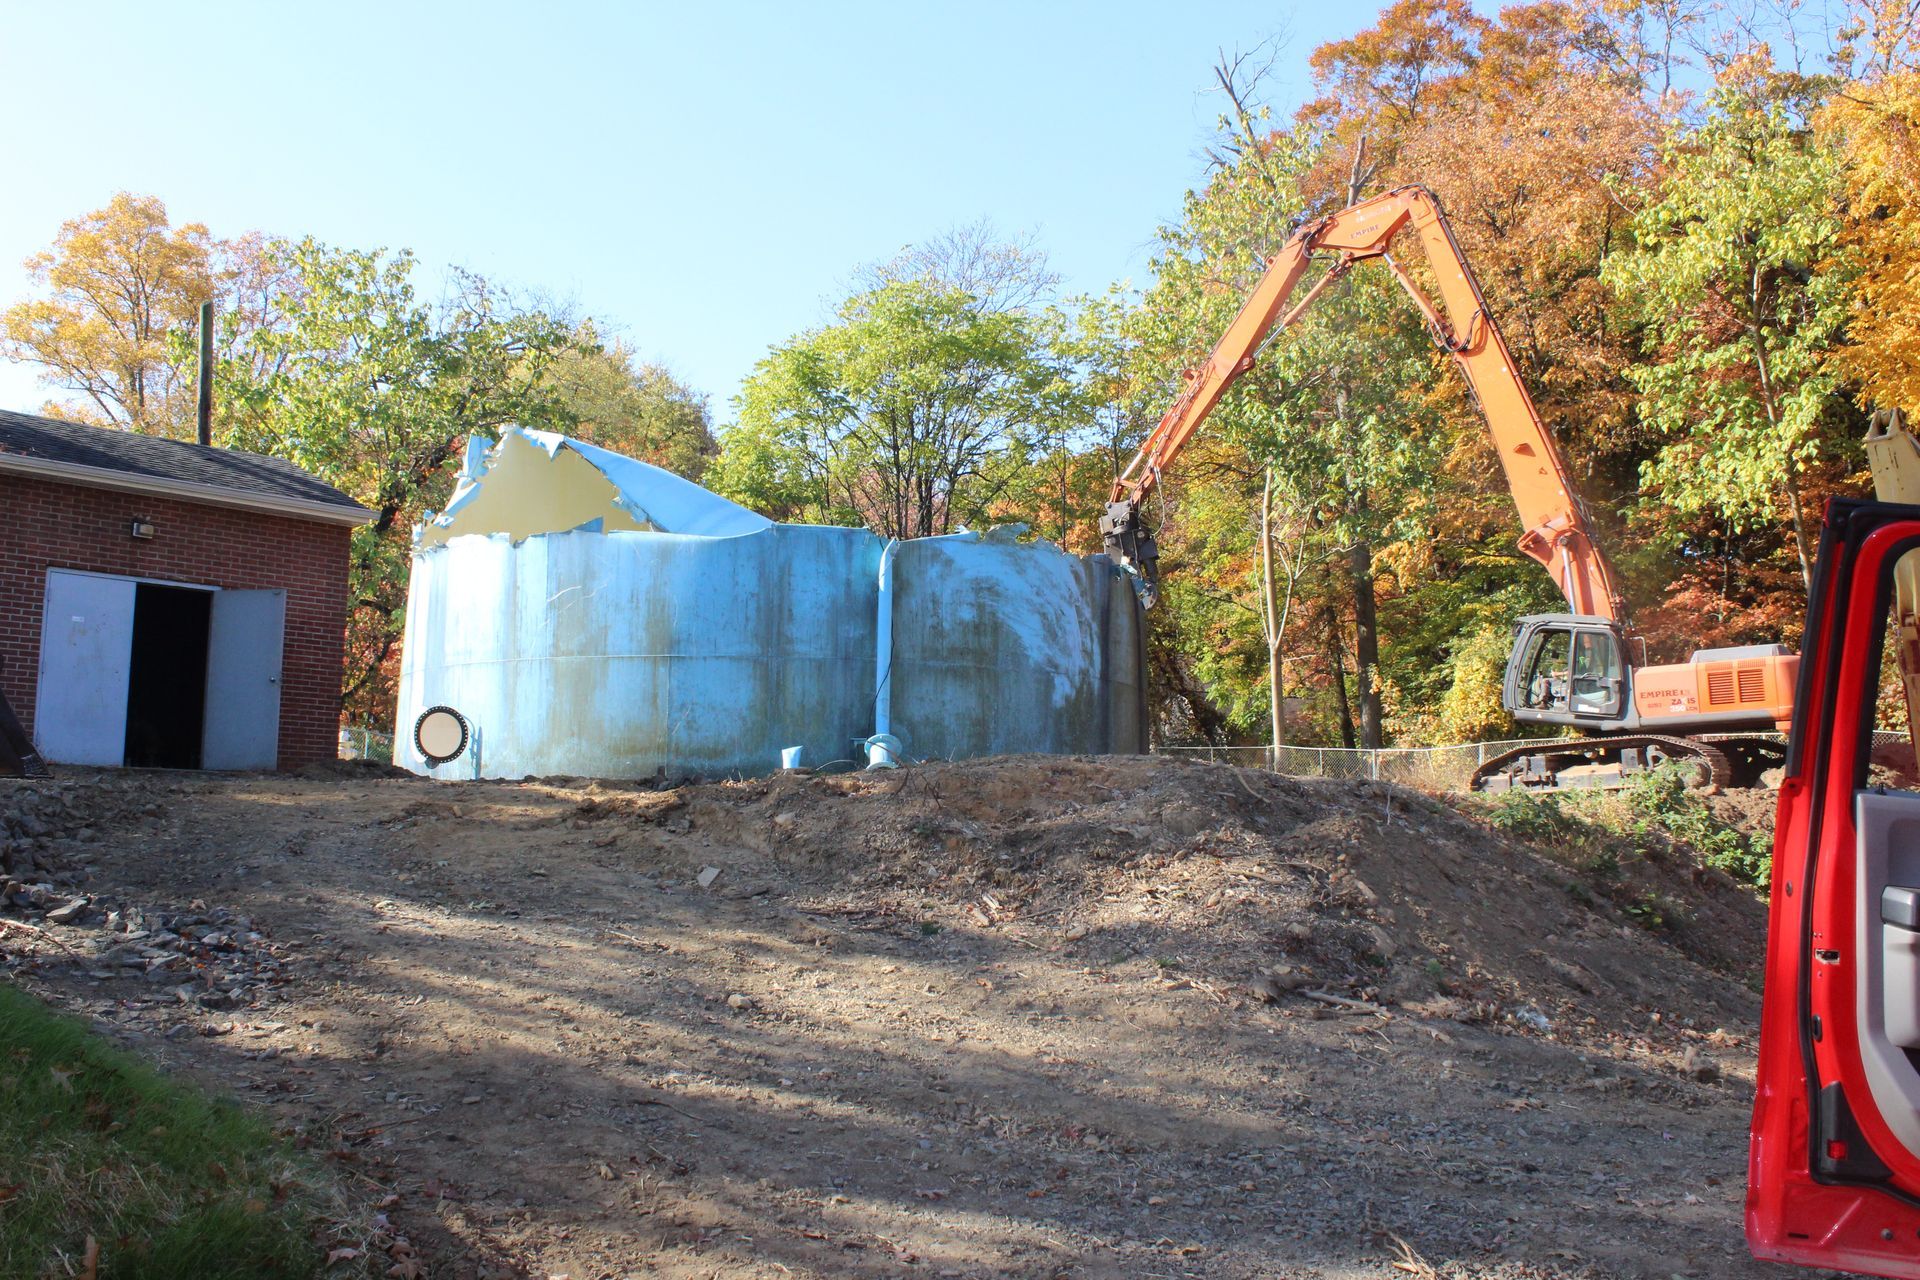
[196,300,214,447]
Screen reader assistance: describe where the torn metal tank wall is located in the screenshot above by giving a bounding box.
[394,428,1146,779]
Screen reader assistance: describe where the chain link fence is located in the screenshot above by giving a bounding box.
[1158,730,1912,792]
[339,723,1912,789]
[338,727,395,764]
[1155,738,1573,792]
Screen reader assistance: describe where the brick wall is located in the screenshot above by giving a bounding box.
[0,472,355,769]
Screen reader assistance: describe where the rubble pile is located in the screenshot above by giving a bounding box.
[1,779,294,1011]
[0,780,111,880]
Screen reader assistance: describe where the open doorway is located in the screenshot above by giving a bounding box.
[36,570,284,770]
[124,584,211,768]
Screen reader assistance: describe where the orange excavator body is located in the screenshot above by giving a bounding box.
[1632,654,1796,733]
[1106,183,1797,788]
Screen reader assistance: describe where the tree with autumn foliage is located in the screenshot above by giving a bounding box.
[1,194,249,438]
[1827,79,1920,406]
[1605,86,1856,590]
[1115,3,1671,748]
[1823,0,1920,411]
[1124,83,1449,748]
[1105,0,1898,749]
[0,194,723,729]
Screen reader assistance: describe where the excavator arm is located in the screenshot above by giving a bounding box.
[1106,184,1626,622]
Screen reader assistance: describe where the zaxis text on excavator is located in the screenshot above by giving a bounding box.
[1102,184,1796,791]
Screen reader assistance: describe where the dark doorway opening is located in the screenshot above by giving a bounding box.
[124,584,211,768]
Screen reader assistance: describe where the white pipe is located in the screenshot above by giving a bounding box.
[875,538,901,740]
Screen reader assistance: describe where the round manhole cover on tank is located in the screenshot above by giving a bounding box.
[414,706,469,764]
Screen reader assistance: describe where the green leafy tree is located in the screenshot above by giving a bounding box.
[1133,99,1447,748]
[980,292,1154,550]
[1604,90,1855,589]
[221,239,583,723]
[713,279,1067,538]
[542,331,716,480]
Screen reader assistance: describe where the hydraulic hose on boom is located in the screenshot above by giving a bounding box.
[1104,185,1625,623]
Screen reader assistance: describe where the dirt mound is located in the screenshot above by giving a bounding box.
[294,757,413,780]
[1,758,1774,1278]
[1705,785,1779,845]
[561,755,1765,1042]
[9,758,1763,1045]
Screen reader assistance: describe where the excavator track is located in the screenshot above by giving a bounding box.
[1470,734,1734,794]
[1698,733,1789,789]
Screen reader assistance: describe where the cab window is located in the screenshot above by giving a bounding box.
[1520,628,1571,711]
[1569,630,1623,715]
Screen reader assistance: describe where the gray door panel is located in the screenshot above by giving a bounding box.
[34,571,136,766]
[1854,789,1920,1156]
[201,589,285,770]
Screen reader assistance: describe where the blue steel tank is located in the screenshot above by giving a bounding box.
[394,428,1145,779]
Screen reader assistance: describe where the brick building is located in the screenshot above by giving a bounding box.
[0,409,368,771]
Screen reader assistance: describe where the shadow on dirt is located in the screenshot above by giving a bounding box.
[2,759,1774,1278]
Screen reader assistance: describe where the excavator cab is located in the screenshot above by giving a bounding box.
[1489,613,1795,791]
[1503,614,1631,729]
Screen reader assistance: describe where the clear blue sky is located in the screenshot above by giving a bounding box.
[0,1,1388,424]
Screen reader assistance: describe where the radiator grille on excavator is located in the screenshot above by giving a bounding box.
[1706,661,1772,706]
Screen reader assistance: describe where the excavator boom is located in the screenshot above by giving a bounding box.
[1108,185,1625,621]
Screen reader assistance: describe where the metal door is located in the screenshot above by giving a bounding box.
[200,589,285,770]
[33,570,136,765]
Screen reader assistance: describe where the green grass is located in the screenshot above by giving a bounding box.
[1478,787,1590,842]
[1475,763,1773,891]
[0,982,360,1278]
[1616,763,1773,887]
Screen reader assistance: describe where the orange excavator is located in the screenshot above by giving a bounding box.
[1103,184,1798,790]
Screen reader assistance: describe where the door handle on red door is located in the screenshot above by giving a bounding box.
[1884,886,1920,929]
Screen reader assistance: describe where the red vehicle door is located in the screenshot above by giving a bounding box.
[1752,499,1920,1274]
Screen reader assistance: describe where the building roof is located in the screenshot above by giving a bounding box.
[0,408,370,526]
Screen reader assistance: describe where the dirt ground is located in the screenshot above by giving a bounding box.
[0,756,1807,1279]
